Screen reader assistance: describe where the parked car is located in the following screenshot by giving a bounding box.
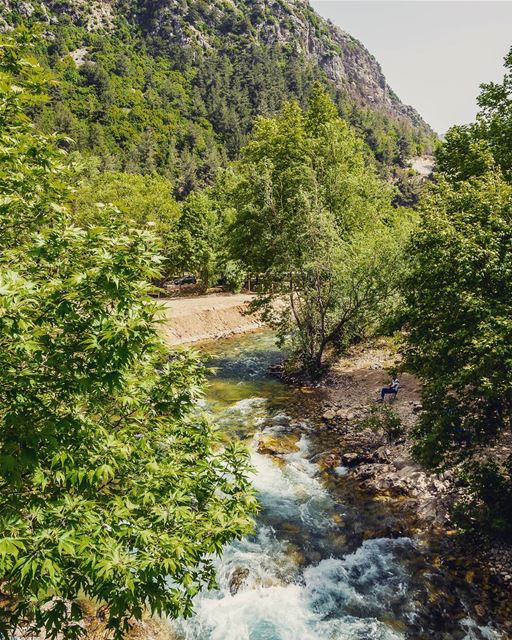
[173,275,197,286]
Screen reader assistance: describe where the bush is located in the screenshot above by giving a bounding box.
[453,458,512,538]
[363,405,404,443]
[223,260,246,293]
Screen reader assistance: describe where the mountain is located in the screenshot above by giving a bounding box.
[1,0,435,195]
[130,0,429,130]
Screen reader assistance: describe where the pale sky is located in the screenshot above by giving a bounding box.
[310,1,512,134]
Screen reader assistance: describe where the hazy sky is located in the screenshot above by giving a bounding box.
[310,1,512,134]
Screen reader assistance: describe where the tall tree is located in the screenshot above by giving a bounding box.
[404,50,512,536]
[437,46,512,184]
[230,88,406,373]
[177,190,224,291]
[0,31,256,639]
[404,173,512,465]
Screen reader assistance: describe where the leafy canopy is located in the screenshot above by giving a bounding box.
[230,86,409,373]
[437,46,512,184]
[404,173,512,467]
[404,48,512,537]
[0,30,256,639]
[402,171,512,536]
[72,170,182,281]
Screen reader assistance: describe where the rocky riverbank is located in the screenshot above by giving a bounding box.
[303,339,512,635]
[78,330,511,638]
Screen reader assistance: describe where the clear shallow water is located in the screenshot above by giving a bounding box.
[172,331,502,640]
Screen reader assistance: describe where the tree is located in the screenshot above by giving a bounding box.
[177,182,241,289]
[435,125,494,183]
[72,171,182,282]
[177,191,218,290]
[476,48,512,180]
[403,173,512,468]
[405,50,512,537]
[0,31,256,639]
[437,46,512,184]
[230,90,406,373]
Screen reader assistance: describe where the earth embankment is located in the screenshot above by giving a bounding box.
[160,294,262,346]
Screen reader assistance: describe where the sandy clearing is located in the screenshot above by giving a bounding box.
[410,155,435,176]
[159,294,263,346]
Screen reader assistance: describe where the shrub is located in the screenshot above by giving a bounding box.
[363,405,404,443]
[453,458,512,538]
[223,260,247,293]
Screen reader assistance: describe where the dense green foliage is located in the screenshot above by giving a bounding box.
[0,32,256,638]
[73,171,237,288]
[404,174,512,465]
[34,20,224,196]
[405,48,512,537]
[230,86,411,373]
[177,190,228,290]
[404,173,512,536]
[453,459,512,537]
[73,171,181,281]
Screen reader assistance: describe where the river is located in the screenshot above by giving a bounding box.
[170,331,503,640]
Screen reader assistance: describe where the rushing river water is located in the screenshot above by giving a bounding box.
[171,331,503,640]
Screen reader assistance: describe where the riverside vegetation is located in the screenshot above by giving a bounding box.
[0,31,256,639]
[0,3,511,638]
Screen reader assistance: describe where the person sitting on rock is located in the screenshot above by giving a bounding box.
[379,377,399,401]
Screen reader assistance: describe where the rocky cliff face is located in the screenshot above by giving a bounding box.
[18,0,431,135]
[131,0,431,133]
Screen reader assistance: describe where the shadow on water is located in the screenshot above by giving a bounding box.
[171,330,503,640]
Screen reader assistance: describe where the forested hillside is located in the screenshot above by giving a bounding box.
[1,0,434,195]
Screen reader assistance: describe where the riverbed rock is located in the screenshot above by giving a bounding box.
[257,434,299,456]
[286,544,306,566]
[473,603,488,620]
[320,454,339,469]
[393,455,411,470]
[373,446,392,463]
[228,567,250,595]
[412,402,423,414]
[271,414,291,427]
[322,409,337,421]
[335,408,356,420]
[341,452,364,466]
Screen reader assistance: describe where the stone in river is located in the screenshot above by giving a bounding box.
[286,545,305,566]
[473,604,487,619]
[257,434,299,455]
[271,414,291,427]
[228,567,250,595]
[320,454,338,469]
